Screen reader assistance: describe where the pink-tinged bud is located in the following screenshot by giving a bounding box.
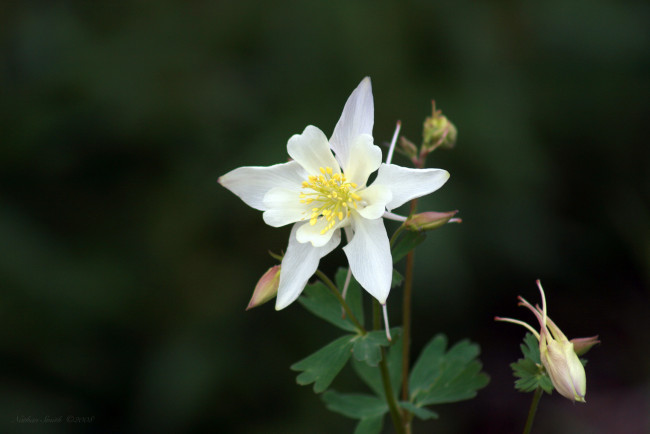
[496,280,596,403]
[246,265,281,310]
[571,336,600,356]
[541,336,587,402]
[404,210,459,232]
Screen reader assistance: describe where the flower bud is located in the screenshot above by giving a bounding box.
[404,210,459,232]
[246,265,281,310]
[541,335,587,403]
[422,101,457,152]
[496,280,596,403]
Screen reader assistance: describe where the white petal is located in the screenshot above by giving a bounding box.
[344,134,382,188]
[219,161,306,211]
[330,77,374,173]
[372,164,450,211]
[343,214,392,304]
[276,223,341,310]
[296,216,345,247]
[356,184,392,220]
[287,125,340,175]
[262,188,311,227]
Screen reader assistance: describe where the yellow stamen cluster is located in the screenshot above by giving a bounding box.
[300,166,361,234]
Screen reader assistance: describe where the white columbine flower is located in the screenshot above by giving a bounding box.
[219,78,449,310]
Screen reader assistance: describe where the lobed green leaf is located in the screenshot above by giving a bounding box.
[291,335,355,393]
[391,231,426,263]
[520,332,541,363]
[511,332,553,393]
[298,281,357,332]
[352,330,392,367]
[354,415,384,434]
[511,358,554,393]
[352,332,403,400]
[398,401,439,420]
[409,334,490,406]
[321,390,387,419]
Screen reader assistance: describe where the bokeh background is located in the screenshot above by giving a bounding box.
[1,1,649,433]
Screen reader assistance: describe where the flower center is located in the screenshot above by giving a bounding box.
[300,166,361,234]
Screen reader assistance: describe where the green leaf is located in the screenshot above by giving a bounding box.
[352,330,392,367]
[510,333,554,393]
[398,401,439,420]
[335,268,364,327]
[354,415,384,434]
[352,332,403,399]
[298,281,357,332]
[521,332,541,363]
[511,358,554,393]
[321,390,387,419]
[391,231,427,263]
[291,335,355,393]
[391,269,404,288]
[409,334,490,406]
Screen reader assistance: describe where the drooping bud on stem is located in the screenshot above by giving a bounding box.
[496,280,598,403]
[246,265,281,310]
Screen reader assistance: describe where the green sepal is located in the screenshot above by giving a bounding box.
[511,333,554,393]
[391,231,427,263]
[291,335,355,393]
[409,334,490,406]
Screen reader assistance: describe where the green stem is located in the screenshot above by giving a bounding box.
[374,300,406,434]
[400,153,426,407]
[315,270,366,334]
[400,198,419,403]
[522,387,543,434]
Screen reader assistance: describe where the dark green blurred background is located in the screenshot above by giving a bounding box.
[1,1,648,433]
